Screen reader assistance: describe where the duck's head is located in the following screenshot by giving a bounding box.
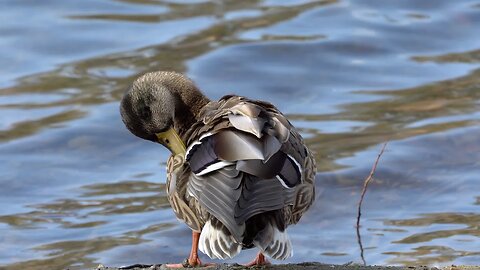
[120,71,209,155]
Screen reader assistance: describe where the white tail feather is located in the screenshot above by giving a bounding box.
[254,225,292,260]
[199,220,242,259]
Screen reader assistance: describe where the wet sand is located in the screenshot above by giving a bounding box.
[94,262,479,270]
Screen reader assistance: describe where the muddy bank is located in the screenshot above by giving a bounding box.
[94,262,478,270]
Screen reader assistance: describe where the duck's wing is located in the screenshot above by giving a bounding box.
[184,96,316,257]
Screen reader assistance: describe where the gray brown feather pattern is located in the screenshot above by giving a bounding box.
[167,95,316,258]
[121,71,316,260]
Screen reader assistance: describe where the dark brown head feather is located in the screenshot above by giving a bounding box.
[120,71,210,142]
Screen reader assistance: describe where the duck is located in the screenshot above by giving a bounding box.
[120,71,316,267]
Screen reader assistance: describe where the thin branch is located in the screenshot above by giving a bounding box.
[355,142,388,265]
[356,142,388,228]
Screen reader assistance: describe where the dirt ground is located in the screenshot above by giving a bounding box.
[94,262,480,270]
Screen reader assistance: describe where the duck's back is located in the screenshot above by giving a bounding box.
[175,95,316,260]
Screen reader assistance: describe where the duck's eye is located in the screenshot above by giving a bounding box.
[165,139,170,144]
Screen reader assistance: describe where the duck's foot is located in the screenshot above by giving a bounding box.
[165,231,215,268]
[244,253,270,267]
[165,257,215,268]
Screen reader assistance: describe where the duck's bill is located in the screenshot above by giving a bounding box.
[155,128,186,156]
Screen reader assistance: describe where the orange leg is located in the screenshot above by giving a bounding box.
[187,231,202,266]
[244,252,270,266]
[166,231,213,268]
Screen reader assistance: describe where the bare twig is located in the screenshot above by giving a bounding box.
[355,142,388,265]
[356,142,388,228]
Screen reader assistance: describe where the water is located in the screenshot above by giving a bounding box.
[1,0,479,269]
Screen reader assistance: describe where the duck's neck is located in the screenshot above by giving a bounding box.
[171,86,210,141]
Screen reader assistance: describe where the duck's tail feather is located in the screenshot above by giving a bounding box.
[199,219,242,259]
[253,220,292,260]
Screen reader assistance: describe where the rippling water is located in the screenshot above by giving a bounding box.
[1,0,480,269]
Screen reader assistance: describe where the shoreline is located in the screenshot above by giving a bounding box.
[94,262,479,270]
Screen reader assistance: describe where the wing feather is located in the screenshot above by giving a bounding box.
[184,96,315,244]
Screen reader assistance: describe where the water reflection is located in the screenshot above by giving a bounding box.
[387,213,480,244]
[385,246,480,266]
[0,181,173,270]
[288,64,480,170]
[383,212,480,265]
[0,181,169,227]
[1,0,480,268]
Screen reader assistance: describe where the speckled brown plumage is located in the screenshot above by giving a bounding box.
[182,95,315,220]
[120,71,316,266]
